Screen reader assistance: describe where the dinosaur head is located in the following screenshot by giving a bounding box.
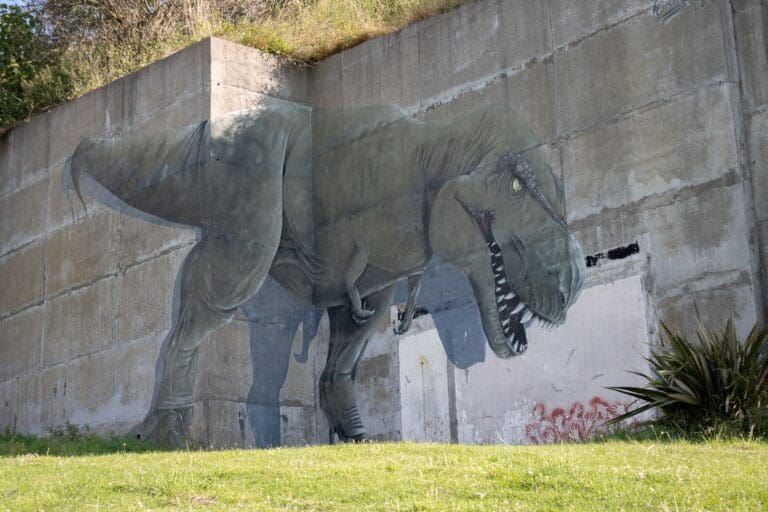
[429,150,585,358]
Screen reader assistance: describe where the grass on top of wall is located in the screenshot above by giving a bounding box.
[226,0,467,61]
[2,430,767,511]
[1,0,466,134]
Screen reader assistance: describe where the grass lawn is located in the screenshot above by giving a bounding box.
[1,439,767,511]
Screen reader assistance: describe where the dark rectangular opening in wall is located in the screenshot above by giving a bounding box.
[585,242,639,268]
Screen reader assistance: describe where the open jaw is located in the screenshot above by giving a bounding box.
[487,236,556,355]
[453,198,560,356]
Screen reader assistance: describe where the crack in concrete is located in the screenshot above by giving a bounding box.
[0,238,38,261]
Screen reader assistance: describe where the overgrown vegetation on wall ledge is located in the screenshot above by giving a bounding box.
[0,0,465,134]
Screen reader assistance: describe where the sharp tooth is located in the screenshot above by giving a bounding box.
[497,278,507,284]
[495,286,502,292]
[496,296,505,305]
[502,318,510,326]
[521,310,533,323]
[511,302,524,314]
[504,292,515,300]
[498,303,508,312]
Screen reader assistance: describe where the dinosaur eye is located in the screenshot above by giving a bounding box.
[511,177,523,193]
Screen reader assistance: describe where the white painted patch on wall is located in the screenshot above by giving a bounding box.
[397,273,652,444]
[399,321,451,443]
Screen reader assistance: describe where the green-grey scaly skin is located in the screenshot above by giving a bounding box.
[69,102,585,444]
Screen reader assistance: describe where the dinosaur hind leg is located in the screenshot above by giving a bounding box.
[320,285,395,442]
[131,234,278,445]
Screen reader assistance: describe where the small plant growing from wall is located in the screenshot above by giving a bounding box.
[608,319,768,438]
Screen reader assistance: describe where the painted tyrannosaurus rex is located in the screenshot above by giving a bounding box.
[69,102,586,443]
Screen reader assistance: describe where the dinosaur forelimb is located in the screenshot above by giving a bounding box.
[394,272,423,335]
[345,243,375,323]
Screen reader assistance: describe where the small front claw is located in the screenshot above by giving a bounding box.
[393,305,417,334]
[393,317,412,335]
[393,273,423,335]
[352,307,375,325]
[351,298,375,324]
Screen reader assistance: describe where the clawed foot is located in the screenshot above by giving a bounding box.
[128,408,191,447]
[330,405,366,442]
[331,426,367,443]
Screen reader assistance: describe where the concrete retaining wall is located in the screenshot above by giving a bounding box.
[1,0,765,446]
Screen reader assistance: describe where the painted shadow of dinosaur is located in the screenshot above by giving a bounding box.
[68,102,586,444]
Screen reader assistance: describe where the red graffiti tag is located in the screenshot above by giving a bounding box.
[524,397,631,444]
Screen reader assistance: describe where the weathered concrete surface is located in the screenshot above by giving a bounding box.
[305,0,764,444]
[554,2,733,134]
[451,274,651,444]
[734,0,768,327]
[0,36,210,435]
[2,0,766,445]
[398,315,451,443]
[353,312,403,442]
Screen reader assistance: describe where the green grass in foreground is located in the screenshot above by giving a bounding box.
[0,428,157,457]
[1,438,767,511]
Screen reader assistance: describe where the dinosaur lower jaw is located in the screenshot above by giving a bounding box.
[487,239,555,356]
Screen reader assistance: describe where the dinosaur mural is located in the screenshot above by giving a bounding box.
[68,101,586,444]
